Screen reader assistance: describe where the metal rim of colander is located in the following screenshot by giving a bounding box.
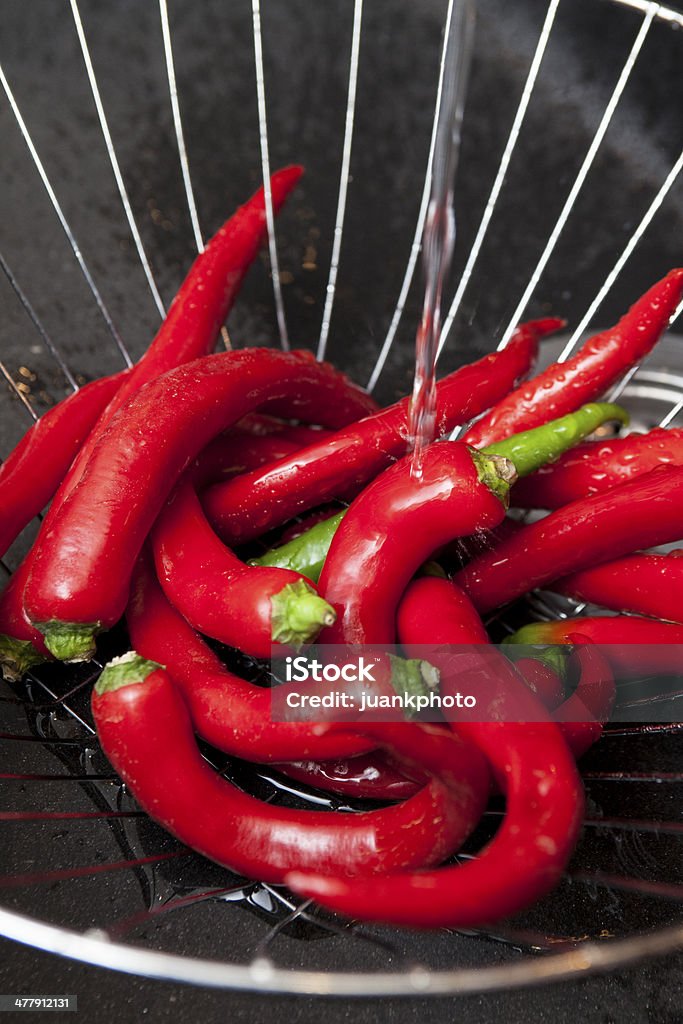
[0,906,681,997]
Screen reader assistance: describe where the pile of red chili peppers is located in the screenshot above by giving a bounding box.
[2,165,682,931]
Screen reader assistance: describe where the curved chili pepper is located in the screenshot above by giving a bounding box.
[129,549,429,806]
[464,269,683,448]
[0,169,304,674]
[457,464,683,615]
[274,578,480,802]
[152,479,335,656]
[92,655,489,883]
[508,616,683,678]
[554,550,683,622]
[49,166,307,506]
[128,549,373,761]
[250,403,627,585]
[0,370,128,558]
[23,349,376,662]
[0,418,302,680]
[512,428,683,510]
[319,443,513,645]
[201,319,558,546]
[286,684,583,928]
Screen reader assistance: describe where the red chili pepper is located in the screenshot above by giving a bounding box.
[152,478,335,656]
[0,415,302,681]
[23,349,376,662]
[128,549,435,808]
[512,428,683,510]
[397,576,489,644]
[51,167,306,506]
[249,402,628,585]
[0,370,128,558]
[509,616,683,678]
[201,319,555,546]
[457,464,683,615]
[554,549,683,621]
[0,170,304,674]
[287,582,586,929]
[128,549,373,761]
[316,404,625,646]
[0,567,50,679]
[287,684,583,928]
[464,269,683,448]
[92,655,489,883]
[318,443,513,645]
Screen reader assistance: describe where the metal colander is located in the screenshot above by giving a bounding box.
[0,0,682,999]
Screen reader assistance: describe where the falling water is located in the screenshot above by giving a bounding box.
[408,0,475,478]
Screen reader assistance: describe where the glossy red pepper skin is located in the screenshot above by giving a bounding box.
[464,269,683,448]
[318,443,511,645]
[151,479,333,658]
[555,550,683,621]
[0,370,128,557]
[512,428,683,510]
[457,464,683,615]
[92,666,489,884]
[201,320,550,546]
[24,350,376,657]
[510,616,683,678]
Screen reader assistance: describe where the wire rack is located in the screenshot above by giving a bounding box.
[1,0,683,999]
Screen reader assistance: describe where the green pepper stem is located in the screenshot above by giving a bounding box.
[95,652,165,695]
[270,580,336,650]
[470,451,517,506]
[35,620,101,663]
[484,402,629,479]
